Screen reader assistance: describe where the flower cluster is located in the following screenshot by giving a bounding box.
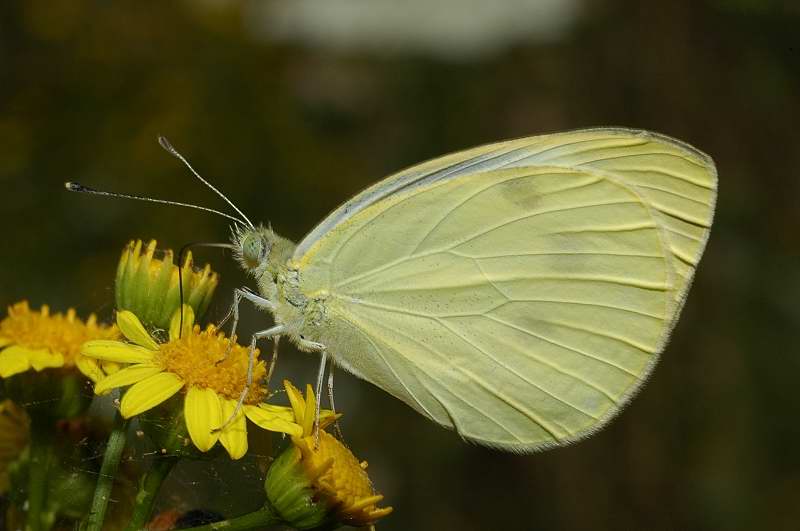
[0,238,392,530]
[0,301,119,382]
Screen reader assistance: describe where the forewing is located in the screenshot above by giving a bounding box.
[294,129,716,451]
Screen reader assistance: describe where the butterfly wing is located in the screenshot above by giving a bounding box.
[292,128,717,451]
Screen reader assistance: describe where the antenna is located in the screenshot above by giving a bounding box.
[158,136,255,229]
[64,182,250,226]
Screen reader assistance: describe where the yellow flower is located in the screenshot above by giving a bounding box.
[115,239,218,329]
[265,380,392,529]
[0,301,119,383]
[0,400,29,493]
[81,307,301,460]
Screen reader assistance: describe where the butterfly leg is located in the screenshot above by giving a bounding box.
[265,335,280,391]
[215,323,286,433]
[295,337,328,446]
[219,287,275,352]
[327,361,345,442]
[314,350,328,447]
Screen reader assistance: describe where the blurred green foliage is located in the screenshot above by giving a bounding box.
[1,1,798,529]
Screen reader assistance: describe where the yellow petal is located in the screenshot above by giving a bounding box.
[283,380,305,424]
[0,337,12,347]
[219,398,248,460]
[94,364,163,396]
[81,340,155,364]
[116,311,158,350]
[168,306,195,342]
[302,384,316,436]
[0,346,31,378]
[257,403,339,430]
[25,348,64,372]
[245,405,303,437]
[120,372,183,418]
[256,403,297,423]
[318,410,342,431]
[184,386,221,453]
[75,355,106,383]
[101,361,121,375]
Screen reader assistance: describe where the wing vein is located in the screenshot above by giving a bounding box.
[339,273,669,299]
[530,317,658,354]
[452,197,646,250]
[408,170,598,256]
[407,173,502,256]
[548,222,657,236]
[419,143,536,185]
[496,298,663,319]
[615,166,714,190]
[343,319,439,421]
[437,318,612,413]
[653,205,711,229]
[350,310,541,440]
[575,154,712,188]
[484,314,640,377]
[577,149,709,169]
[451,250,664,259]
[664,226,702,242]
[629,182,711,206]
[333,182,624,289]
[520,136,648,161]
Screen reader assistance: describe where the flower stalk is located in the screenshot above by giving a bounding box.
[26,418,56,531]
[125,455,179,531]
[81,412,128,531]
[179,504,282,531]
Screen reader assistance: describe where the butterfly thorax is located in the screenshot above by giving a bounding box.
[234,226,308,335]
[268,247,330,350]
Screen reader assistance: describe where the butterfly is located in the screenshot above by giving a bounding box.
[69,127,717,452]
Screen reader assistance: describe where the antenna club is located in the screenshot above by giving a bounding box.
[65,181,89,192]
[158,136,178,156]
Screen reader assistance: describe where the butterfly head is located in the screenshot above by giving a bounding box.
[233,225,274,273]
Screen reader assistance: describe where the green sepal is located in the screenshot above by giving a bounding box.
[264,444,339,530]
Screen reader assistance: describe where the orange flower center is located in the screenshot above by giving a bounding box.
[0,302,118,367]
[156,325,266,403]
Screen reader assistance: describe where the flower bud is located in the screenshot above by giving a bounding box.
[264,381,392,529]
[115,240,218,329]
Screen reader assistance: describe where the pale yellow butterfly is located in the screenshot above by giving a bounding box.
[68,127,717,452]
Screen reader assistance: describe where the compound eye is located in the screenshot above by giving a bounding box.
[242,233,268,269]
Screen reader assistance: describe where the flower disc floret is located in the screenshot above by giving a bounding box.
[156,324,266,404]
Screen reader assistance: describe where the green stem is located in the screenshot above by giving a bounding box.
[182,504,282,531]
[26,420,54,531]
[82,413,127,531]
[125,455,178,531]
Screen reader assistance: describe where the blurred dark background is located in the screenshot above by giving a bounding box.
[1,0,798,529]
